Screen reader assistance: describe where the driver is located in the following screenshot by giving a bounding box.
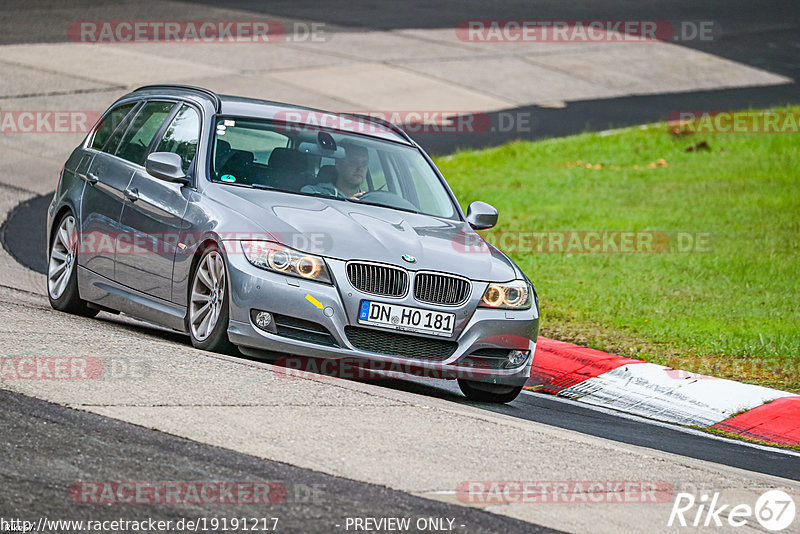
[301,143,368,199]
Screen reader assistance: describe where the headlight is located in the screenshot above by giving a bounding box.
[240,241,332,284]
[479,280,531,310]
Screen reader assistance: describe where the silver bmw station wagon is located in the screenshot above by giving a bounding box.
[47,85,539,403]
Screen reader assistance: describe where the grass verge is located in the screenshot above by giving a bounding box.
[435,107,800,392]
[700,426,800,451]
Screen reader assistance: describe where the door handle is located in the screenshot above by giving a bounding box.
[86,172,99,184]
[124,188,139,202]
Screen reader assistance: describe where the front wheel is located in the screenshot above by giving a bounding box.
[47,212,98,317]
[187,246,236,354]
[458,379,523,404]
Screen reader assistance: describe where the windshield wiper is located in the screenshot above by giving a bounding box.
[302,191,348,202]
[353,199,421,215]
[246,186,423,214]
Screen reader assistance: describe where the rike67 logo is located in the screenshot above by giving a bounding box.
[669,489,795,531]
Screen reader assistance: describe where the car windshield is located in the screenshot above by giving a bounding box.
[210,117,457,218]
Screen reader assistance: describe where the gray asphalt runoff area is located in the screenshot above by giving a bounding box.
[0,389,558,534]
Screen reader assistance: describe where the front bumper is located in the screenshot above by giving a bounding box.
[225,250,539,386]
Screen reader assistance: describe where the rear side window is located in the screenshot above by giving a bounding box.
[103,106,140,155]
[115,101,176,165]
[91,103,136,151]
[155,105,200,171]
[213,123,289,168]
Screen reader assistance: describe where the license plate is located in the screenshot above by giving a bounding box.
[358,300,456,337]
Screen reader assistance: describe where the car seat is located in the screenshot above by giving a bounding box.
[268,148,314,191]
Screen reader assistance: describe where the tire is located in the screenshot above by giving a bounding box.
[187,245,237,354]
[47,212,99,317]
[457,379,523,404]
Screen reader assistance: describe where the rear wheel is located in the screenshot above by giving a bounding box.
[458,379,523,404]
[187,246,236,354]
[47,212,98,317]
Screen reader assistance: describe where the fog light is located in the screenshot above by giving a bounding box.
[505,350,530,368]
[253,310,273,330]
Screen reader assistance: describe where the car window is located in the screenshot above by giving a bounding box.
[115,101,176,166]
[156,105,200,171]
[252,131,290,164]
[103,106,140,156]
[410,163,442,215]
[367,147,387,191]
[319,148,394,192]
[214,121,289,166]
[91,103,137,152]
[211,117,456,218]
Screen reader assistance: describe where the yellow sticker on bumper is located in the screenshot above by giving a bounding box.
[305,294,323,309]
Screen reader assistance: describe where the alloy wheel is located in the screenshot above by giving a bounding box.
[48,215,78,300]
[189,250,226,341]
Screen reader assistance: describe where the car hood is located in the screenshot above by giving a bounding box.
[213,187,519,282]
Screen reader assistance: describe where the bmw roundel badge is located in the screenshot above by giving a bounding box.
[401,254,416,263]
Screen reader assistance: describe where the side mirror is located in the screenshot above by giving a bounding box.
[466,201,498,230]
[145,152,188,184]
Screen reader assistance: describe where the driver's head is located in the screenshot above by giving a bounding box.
[335,143,368,190]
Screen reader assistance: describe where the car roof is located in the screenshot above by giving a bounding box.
[128,85,413,146]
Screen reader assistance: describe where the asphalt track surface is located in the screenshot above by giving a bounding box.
[0,193,49,274]
[239,354,800,482]
[185,0,800,155]
[359,375,800,481]
[0,389,557,534]
[1,1,798,156]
